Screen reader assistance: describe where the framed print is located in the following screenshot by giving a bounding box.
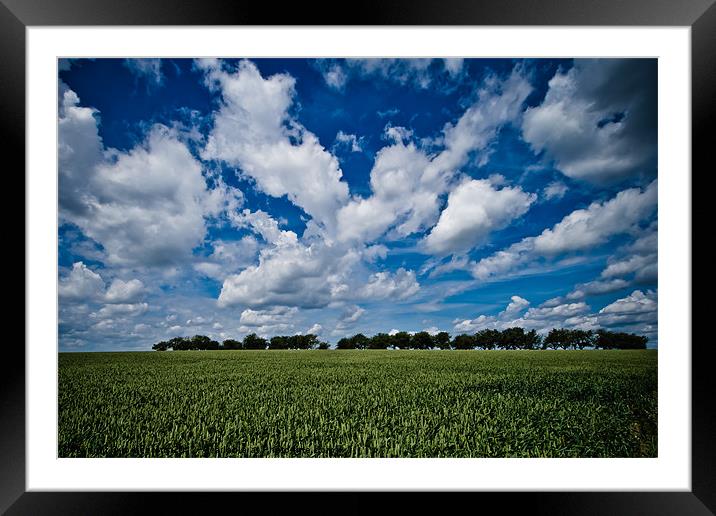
[5,0,714,513]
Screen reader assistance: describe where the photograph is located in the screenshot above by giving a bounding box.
[57,56,658,459]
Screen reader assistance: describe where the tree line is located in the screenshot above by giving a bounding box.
[152,328,647,351]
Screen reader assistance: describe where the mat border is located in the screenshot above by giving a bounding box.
[5,0,713,513]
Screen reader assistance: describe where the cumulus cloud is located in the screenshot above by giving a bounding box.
[524,301,590,320]
[501,295,530,317]
[597,290,657,328]
[358,268,420,301]
[59,262,105,301]
[522,59,657,183]
[453,298,579,333]
[59,85,241,267]
[453,290,656,339]
[422,179,535,255]
[306,323,323,335]
[209,62,535,312]
[217,209,365,309]
[592,222,658,287]
[533,180,657,255]
[454,314,496,333]
[198,59,349,230]
[104,279,145,303]
[471,180,657,280]
[60,262,147,305]
[193,237,260,281]
[336,66,533,246]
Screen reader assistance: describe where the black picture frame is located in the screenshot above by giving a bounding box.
[4,0,714,513]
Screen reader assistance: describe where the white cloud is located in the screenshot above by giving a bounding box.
[59,262,105,301]
[470,238,536,281]
[522,59,657,183]
[501,295,530,317]
[335,305,365,330]
[471,180,657,280]
[217,210,363,309]
[239,307,298,327]
[321,59,466,91]
[59,85,241,267]
[307,323,323,335]
[124,58,164,88]
[359,268,420,301]
[58,83,104,216]
[104,279,145,303]
[599,289,656,316]
[60,262,147,305]
[454,314,496,333]
[533,180,657,255]
[323,63,347,90]
[566,278,630,300]
[422,179,535,255]
[92,303,149,320]
[597,290,657,327]
[453,289,657,339]
[454,297,593,334]
[333,131,364,153]
[383,124,414,144]
[193,236,260,281]
[443,58,464,77]
[199,59,349,230]
[598,222,657,285]
[542,181,568,201]
[601,254,657,281]
[431,67,532,174]
[524,301,590,320]
[336,66,533,246]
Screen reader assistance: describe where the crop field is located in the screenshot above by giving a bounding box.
[58,350,657,458]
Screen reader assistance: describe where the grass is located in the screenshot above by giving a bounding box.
[58,349,657,458]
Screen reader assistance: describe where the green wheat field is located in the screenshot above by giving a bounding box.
[58,350,657,458]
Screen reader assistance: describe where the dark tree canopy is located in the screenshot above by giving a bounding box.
[153,328,647,351]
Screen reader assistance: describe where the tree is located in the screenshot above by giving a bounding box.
[411,331,434,350]
[336,337,355,349]
[524,329,541,350]
[269,336,290,350]
[349,333,370,350]
[595,329,647,349]
[368,333,391,349]
[474,329,500,349]
[222,339,242,350]
[303,334,320,349]
[390,331,411,350]
[499,327,526,350]
[243,333,267,350]
[544,328,563,349]
[433,332,451,350]
[571,330,593,350]
[152,340,170,351]
[453,334,475,350]
[317,341,329,350]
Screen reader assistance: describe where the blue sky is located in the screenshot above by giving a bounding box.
[58,58,658,350]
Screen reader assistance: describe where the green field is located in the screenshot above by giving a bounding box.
[58,350,657,458]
